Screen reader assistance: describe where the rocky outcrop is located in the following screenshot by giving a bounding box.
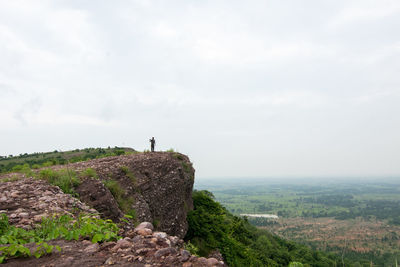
[0,152,211,266]
[1,152,195,238]
[75,178,123,222]
[3,222,225,267]
[0,178,97,230]
[66,152,195,238]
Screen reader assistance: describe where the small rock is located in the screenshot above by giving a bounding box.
[137,228,152,236]
[181,249,191,262]
[33,214,46,222]
[182,262,192,267]
[135,222,154,231]
[111,238,132,252]
[197,257,208,264]
[154,247,177,258]
[117,238,132,249]
[169,235,180,245]
[153,231,168,239]
[59,256,74,267]
[132,235,143,242]
[18,218,31,225]
[105,257,114,265]
[206,258,220,266]
[84,243,100,253]
[82,240,92,246]
[101,241,116,251]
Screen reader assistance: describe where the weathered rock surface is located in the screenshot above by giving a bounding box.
[75,178,123,222]
[0,178,97,229]
[0,152,218,266]
[3,222,226,267]
[1,152,195,238]
[63,152,195,238]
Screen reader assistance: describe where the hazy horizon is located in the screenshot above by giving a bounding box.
[1,1,400,178]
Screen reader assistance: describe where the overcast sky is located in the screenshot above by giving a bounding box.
[1,0,399,178]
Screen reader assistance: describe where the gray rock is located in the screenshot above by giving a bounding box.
[154,247,178,258]
[135,222,154,231]
[117,238,132,249]
[206,258,220,266]
[153,231,168,239]
[181,249,191,262]
[84,243,100,253]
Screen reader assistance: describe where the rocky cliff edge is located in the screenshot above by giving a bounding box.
[0,152,226,266]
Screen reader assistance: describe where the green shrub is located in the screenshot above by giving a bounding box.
[20,164,34,177]
[11,165,23,172]
[31,164,41,169]
[38,169,81,195]
[186,190,343,267]
[104,180,124,200]
[79,168,98,179]
[0,214,10,236]
[184,241,199,256]
[120,166,136,184]
[126,208,136,219]
[181,162,192,173]
[42,161,53,167]
[114,149,125,156]
[104,180,136,220]
[289,262,304,267]
[153,219,160,228]
[173,152,184,161]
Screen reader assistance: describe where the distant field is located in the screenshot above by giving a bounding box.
[195,178,400,265]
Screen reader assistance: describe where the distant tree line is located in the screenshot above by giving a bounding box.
[0,147,128,174]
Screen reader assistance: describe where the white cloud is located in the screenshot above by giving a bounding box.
[329,0,400,28]
[0,0,400,177]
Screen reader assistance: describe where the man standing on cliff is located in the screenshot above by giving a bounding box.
[149,137,156,152]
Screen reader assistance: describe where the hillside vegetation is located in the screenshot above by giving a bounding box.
[1,148,374,266]
[0,147,134,173]
[186,190,354,266]
[196,180,400,265]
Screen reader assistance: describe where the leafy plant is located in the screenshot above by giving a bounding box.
[184,241,199,256]
[33,241,61,259]
[0,244,31,263]
[289,262,304,267]
[0,214,120,263]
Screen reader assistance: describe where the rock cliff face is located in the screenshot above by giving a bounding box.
[55,151,194,238]
[0,152,226,266]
